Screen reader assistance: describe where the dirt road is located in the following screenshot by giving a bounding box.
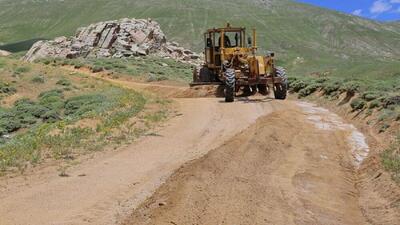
[125,102,368,225]
[0,95,282,224]
[0,75,372,225]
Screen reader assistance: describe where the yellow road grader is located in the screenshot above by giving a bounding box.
[192,23,287,102]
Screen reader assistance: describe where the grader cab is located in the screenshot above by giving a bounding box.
[192,23,287,102]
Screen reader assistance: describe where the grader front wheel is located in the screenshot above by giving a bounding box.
[225,69,235,102]
[273,67,288,100]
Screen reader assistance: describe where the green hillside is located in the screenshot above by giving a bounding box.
[0,0,400,79]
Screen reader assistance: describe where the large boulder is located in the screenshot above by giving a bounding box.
[23,18,202,65]
[0,49,11,57]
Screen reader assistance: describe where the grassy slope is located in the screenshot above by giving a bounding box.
[0,57,171,173]
[1,0,400,76]
[37,56,194,83]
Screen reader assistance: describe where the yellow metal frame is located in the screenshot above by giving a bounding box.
[203,23,274,79]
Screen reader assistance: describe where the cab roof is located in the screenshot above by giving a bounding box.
[204,23,246,34]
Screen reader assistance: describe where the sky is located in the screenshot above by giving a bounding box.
[295,0,400,21]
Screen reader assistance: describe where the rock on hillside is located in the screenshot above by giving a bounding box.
[0,49,11,57]
[23,18,202,65]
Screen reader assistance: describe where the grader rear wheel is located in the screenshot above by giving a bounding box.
[225,69,235,102]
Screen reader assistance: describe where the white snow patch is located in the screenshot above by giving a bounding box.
[296,102,370,167]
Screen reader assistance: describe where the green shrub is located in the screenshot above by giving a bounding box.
[340,81,360,94]
[40,110,60,123]
[322,81,340,96]
[104,65,113,70]
[381,138,400,181]
[350,98,366,110]
[290,80,308,92]
[39,89,65,112]
[362,92,379,101]
[42,59,51,65]
[382,96,400,108]
[14,98,45,116]
[0,95,64,135]
[0,108,22,135]
[31,75,45,84]
[298,83,320,97]
[0,82,17,94]
[368,100,381,109]
[56,78,72,86]
[111,62,127,69]
[315,77,329,83]
[90,65,104,73]
[14,66,31,74]
[73,62,84,69]
[377,109,397,121]
[39,89,63,98]
[64,94,107,117]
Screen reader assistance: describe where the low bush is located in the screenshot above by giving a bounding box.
[382,96,400,108]
[56,78,72,86]
[14,66,31,74]
[340,81,360,94]
[0,99,46,135]
[381,134,400,182]
[298,83,320,98]
[38,89,65,116]
[0,82,17,95]
[362,91,379,101]
[350,98,366,110]
[90,65,104,73]
[322,81,340,96]
[377,109,397,121]
[315,77,329,83]
[14,98,47,118]
[290,80,308,92]
[31,75,45,84]
[368,99,381,109]
[64,94,107,118]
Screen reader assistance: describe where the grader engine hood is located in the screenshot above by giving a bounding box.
[248,55,274,76]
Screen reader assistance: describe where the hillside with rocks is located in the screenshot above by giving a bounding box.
[1,0,400,80]
[23,18,201,65]
[0,0,399,58]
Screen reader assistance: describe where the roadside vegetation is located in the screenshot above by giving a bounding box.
[381,134,400,183]
[0,58,171,174]
[288,74,400,131]
[37,56,193,83]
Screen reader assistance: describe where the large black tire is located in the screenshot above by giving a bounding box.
[225,68,235,102]
[193,66,214,82]
[199,67,212,82]
[274,67,288,100]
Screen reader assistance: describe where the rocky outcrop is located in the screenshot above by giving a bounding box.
[0,49,11,57]
[23,18,202,65]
